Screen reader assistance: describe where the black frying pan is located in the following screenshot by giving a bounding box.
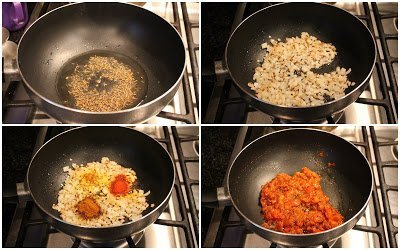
[226,3,376,122]
[24,127,175,241]
[204,128,372,247]
[18,3,186,124]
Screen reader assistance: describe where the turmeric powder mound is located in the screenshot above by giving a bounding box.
[80,172,98,187]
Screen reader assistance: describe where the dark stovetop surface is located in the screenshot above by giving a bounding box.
[201,127,239,189]
[3,127,39,242]
[2,127,72,244]
[201,3,238,119]
[201,3,278,119]
[201,126,239,244]
[2,127,40,187]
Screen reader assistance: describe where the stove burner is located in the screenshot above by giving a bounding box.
[77,231,144,248]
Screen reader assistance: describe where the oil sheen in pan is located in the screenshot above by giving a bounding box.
[56,50,148,111]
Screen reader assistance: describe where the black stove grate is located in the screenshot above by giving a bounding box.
[354,3,397,123]
[3,126,197,247]
[181,2,199,111]
[158,3,197,124]
[370,127,398,247]
[2,2,197,124]
[204,2,398,124]
[205,126,397,248]
[371,3,398,113]
[171,127,199,242]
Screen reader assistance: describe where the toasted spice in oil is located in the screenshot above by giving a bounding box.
[66,56,137,112]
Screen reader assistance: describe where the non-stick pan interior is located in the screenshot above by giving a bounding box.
[27,127,175,221]
[226,3,375,98]
[18,3,185,108]
[228,129,372,228]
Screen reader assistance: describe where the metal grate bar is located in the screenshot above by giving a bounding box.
[155,219,188,227]
[25,219,47,226]
[126,236,136,248]
[382,163,398,168]
[184,156,199,163]
[158,111,193,124]
[5,100,36,107]
[71,239,81,248]
[181,2,199,107]
[180,136,198,142]
[354,224,384,234]
[4,201,28,247]
[378,13,398,19]
[40,224,50,248]
[214,206,245,247]
[385,34,398,39]
[378,141,398,146]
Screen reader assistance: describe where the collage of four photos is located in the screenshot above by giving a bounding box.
[2,1,398,248]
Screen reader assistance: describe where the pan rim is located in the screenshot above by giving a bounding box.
[17,2,187,116]
[227,127,373,239]
[225,2,377,111]
[26,126,176,230]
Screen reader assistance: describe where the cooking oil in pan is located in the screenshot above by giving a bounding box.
[57,50,148,112]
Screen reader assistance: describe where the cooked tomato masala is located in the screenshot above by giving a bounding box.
[260,167,343,234]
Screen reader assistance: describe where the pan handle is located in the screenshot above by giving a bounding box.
[202,187,231,208]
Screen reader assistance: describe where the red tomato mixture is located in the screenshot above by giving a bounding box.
[260,167,343,234]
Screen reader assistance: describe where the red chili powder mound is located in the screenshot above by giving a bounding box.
[260,167,343,234]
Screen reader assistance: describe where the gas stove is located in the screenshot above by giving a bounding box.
[2,2,199,124]
[202,126,398,247]
[2,126,199,247]
[202,2,398,124]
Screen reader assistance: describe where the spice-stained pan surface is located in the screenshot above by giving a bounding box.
[227,129,372,246]
[18,3,186,124]
[25,127,175,241]
[226,2,376,121]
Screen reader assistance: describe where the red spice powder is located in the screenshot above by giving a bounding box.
[110,174,130,196]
